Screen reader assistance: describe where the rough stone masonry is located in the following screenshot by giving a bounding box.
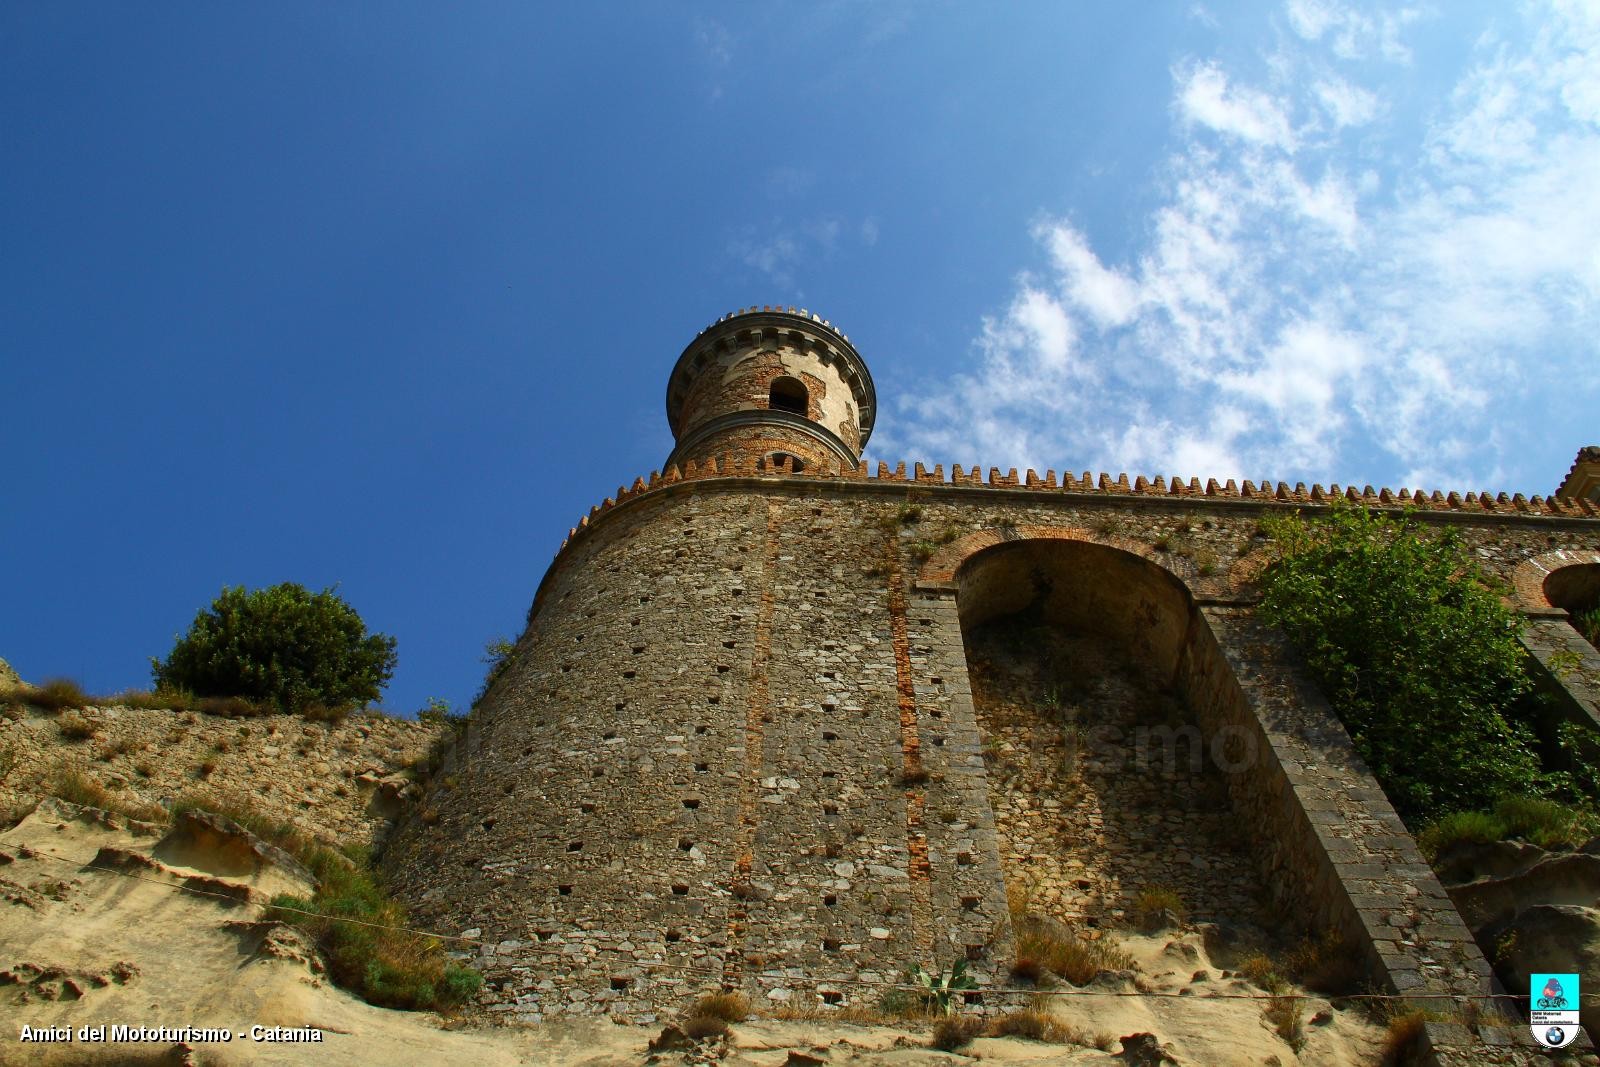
[379,307,1600,1064]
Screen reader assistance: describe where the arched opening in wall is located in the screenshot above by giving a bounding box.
[955,538,1280,940]
[1545,563,1600,650]
[768,376,808,416]
[765,452,805,473]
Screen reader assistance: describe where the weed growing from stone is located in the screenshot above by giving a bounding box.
[908,958,977,1015]
[1237,953,1285,991]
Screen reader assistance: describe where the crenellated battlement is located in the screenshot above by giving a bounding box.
[554,452,1600,558]
[696,305,852,344]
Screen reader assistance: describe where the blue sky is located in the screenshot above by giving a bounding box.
[4,2,1596,715]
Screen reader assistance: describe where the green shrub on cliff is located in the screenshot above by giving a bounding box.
[265,844,481,1012]
[1258,505,1543,822]
[152,583,396,715]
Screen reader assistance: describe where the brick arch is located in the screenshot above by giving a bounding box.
[1510,550,1600,612]
[915,523,1179,588]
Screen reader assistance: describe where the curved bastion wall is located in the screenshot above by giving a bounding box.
[383,483,1012,1020]
[380,457,1600,1033]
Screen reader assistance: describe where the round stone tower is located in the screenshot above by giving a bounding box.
[665,306,876,473]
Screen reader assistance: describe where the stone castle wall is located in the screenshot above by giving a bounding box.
[380,463,1600,1033]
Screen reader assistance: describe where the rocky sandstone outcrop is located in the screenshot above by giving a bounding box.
[0,700,443,847]
[1438,836,1600,1043]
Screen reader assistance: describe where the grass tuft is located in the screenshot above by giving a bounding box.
[1283,930,1365,995]
[1012,914,1134,986]
[989,1008,1069,1042]
[1379,1010,1429,1066]
[11,678,90,713]
[688,991,750,1023]
[1132,885,1187,927]
[679,1014,730,1040]
[56,713,98,741]
[47,768,166,822]
[1417,795,1596,858]
[930,1014,986,1051]
[1237,953,1287,993]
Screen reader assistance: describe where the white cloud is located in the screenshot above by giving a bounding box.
[1286,0,1338,42]
[1314,77,1379,127]
[882,2,1600,493]
[1286,0,1418,63]
[1041,225,1140,328]
[1177,62,1296,149]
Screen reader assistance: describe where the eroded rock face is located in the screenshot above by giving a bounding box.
[1437,837,1600,1048]
[0,656,21,689]
[1494,904,1600,1041]
[153,808,316,887]
[1432,838,1547,886]
[1449,852,1600,931]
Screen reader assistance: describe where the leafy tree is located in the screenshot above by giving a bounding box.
[152,583,396,714]
[1258,505,1543,822]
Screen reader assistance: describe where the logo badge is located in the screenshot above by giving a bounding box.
[1530,973,1580,1049]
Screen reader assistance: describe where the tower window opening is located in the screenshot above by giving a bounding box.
[769,376,808,415]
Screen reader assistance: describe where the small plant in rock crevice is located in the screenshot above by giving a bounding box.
[908,957,977,1016]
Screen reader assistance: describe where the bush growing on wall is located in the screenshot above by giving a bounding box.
[152,583,397,714]
[1258,505,1544,822]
